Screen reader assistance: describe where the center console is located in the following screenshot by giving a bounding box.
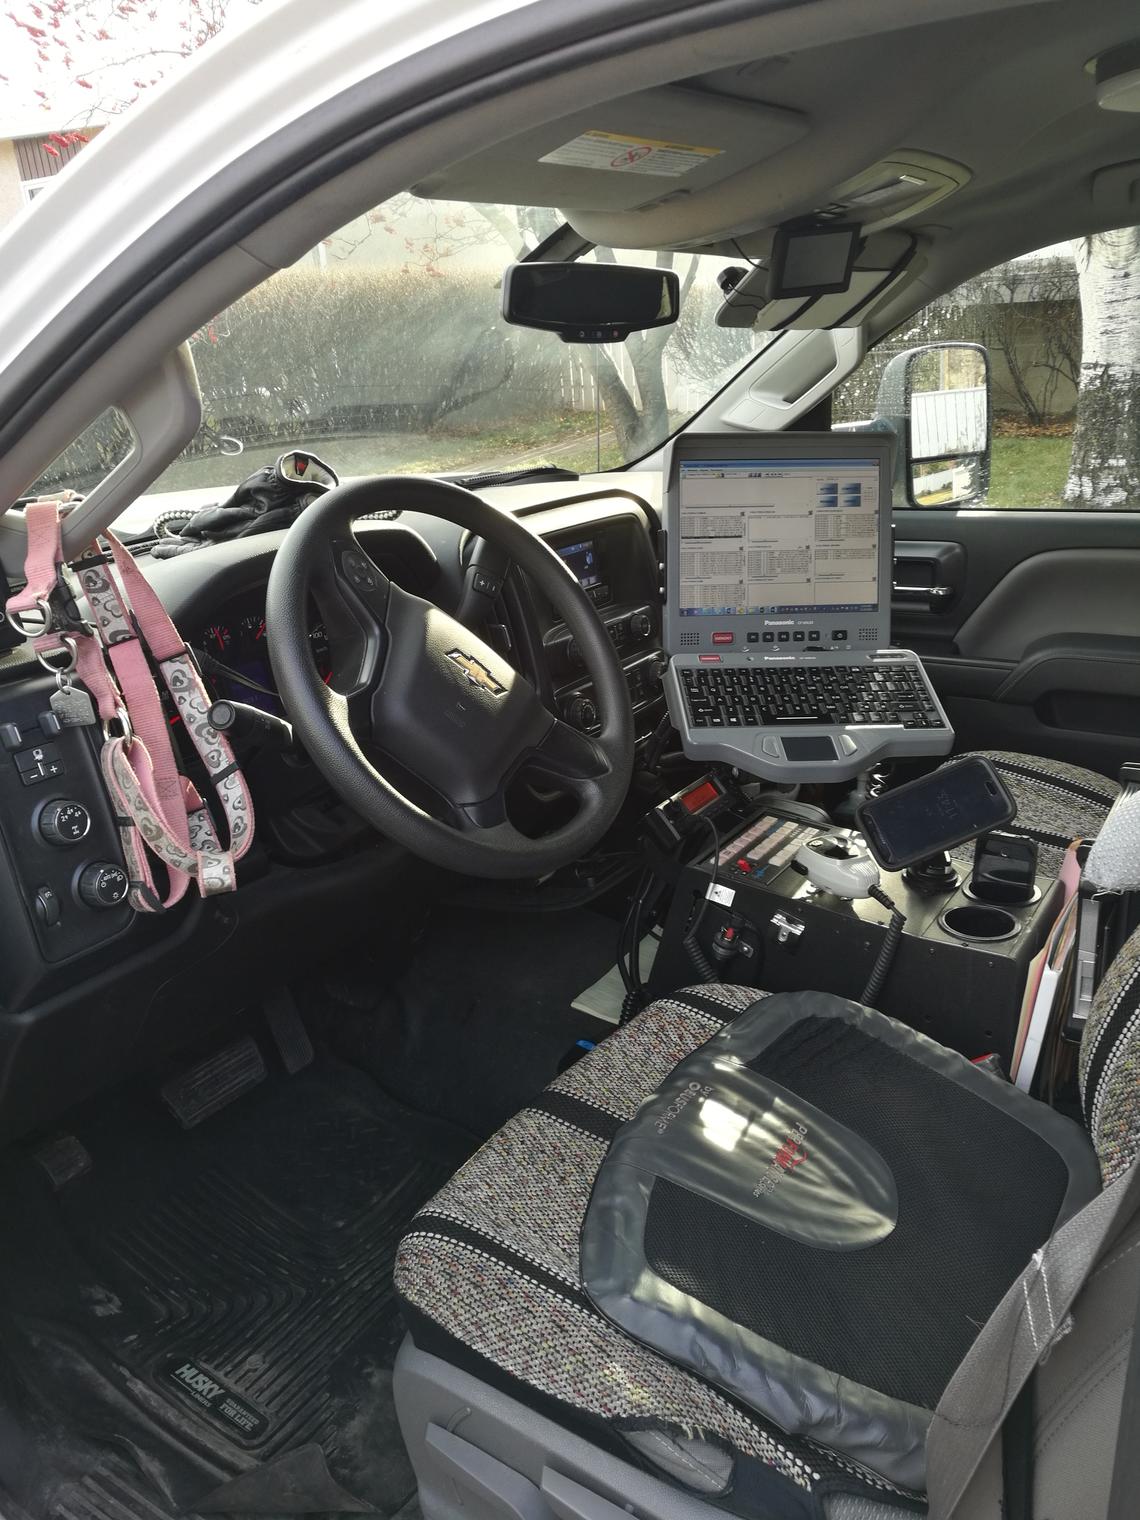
[536,516,665,740]
[647,792,1063,1067]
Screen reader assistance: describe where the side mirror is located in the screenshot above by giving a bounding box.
[874,342,991,507]
[501,261,680,343]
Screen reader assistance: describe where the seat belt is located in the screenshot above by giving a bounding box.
[926,1153,1140,1520]
[1106,1246,1140,1520]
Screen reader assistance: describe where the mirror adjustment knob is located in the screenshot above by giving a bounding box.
[565,695,598,731]
[38,799,91,846]
[77,862,129,910]
[629,612,651,640]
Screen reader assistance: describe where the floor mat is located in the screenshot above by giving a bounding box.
[323,907,619,1138]
[0,1059,466,1519]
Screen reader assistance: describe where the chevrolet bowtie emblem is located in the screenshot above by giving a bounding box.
[445,648,507,697]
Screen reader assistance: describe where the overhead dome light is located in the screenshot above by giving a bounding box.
[1089,41,1140,111]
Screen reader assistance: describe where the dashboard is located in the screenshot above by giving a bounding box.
[172,497,666,737]
[0,481,666,1139]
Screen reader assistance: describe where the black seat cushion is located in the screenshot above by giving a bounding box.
[397,986,919,1520]
[581,991,1100,1491]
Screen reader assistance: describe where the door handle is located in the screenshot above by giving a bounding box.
[893,584,954,609]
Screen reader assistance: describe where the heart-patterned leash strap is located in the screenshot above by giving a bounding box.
[4,502,254,909]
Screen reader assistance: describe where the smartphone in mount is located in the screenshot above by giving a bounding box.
[856,756,1017,872]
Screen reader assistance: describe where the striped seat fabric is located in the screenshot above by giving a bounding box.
[1081,923,1140,1185]
[951,751,1119,877]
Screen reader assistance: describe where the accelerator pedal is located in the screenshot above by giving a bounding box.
[264,986,315,1074]
[160,1036,266,1129]
[31,1133,93,1191]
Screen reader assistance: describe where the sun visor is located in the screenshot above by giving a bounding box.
[717,266,901,329]
[412,86,806,214]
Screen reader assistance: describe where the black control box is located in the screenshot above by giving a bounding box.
[0,675,133,1005]
[648,810,1063,1066]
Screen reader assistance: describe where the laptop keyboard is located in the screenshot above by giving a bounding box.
[679,662,946,730]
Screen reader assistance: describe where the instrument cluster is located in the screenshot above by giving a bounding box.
[190,599,330,716]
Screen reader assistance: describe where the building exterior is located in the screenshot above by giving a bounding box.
[0,117,103,232]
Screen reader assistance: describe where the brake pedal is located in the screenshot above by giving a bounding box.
[161,1037,266,1129]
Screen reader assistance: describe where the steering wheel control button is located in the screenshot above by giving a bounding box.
[565,695,599,731]
[471,568,500,597]
[341,550,380,593]
[38,800,92,846]
[77,862,130,910]
[33,884,61,928]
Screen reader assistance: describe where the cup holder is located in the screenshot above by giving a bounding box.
[938,904,1021,943]
[964,876,1041,907]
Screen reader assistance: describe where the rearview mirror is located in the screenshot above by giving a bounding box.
[874,342,991,506]
[501,261,680,344]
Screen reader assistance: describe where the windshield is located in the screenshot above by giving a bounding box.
[138,197,767,497]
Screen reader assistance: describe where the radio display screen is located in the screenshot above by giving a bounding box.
[681,778,721,814]
[557,538,601,590]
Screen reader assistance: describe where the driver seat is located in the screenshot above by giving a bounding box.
[393,948,1140,1520]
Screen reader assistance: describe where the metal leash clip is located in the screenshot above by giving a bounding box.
[5,595,54,639]
[35,634,78,676]
[103,702,133,745]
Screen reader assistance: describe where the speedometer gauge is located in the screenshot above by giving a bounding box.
[309,619,332,682]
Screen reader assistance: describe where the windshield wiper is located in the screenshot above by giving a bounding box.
[449,465,579,490]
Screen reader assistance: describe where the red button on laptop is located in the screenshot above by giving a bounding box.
[711,631,734,645]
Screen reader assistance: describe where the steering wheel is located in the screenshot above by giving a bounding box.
[266,476,635,879]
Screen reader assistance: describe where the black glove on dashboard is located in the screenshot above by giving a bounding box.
[151,451,338,557]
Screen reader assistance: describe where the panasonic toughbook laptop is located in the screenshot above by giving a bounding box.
[662,432,954,783]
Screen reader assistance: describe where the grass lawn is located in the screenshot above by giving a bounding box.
[988,435,1072,508]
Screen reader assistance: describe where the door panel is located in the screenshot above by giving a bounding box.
[893,509,1140,779]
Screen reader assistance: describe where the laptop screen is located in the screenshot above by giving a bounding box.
[677,457,880,617]
[664,433,894,656]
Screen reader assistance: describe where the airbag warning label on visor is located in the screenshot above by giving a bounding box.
[159,1355,269,1441]
[540,130,723,178]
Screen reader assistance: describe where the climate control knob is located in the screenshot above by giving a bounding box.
[564,695,598,731]
[38,799,91,846]
[77,862,129,910]
[629,611,652,640]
